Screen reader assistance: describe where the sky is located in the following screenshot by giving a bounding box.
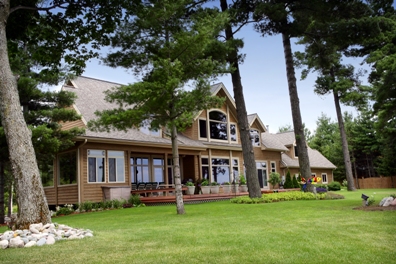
[80,24,363,134]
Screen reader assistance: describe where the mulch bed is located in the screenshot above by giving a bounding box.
[353,205,396,211]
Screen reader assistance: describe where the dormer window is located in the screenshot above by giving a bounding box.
[140,120,161,137]
[199,110,237,142]
[250,129,260,147]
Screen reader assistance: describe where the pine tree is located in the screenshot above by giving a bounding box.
[89,0,229,214]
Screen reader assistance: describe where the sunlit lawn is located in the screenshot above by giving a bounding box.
[1,188,395,264]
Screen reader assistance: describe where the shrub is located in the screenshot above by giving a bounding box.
[55,204,74,216]
[128,194,142,206]
[229,191,327,204]
[283,170,293,189]
[112,199,125,209]
[104,200,113,209]
[327,181,341,191]
[82,201,93,212]
[292,174,300,188]
[239,174,247,185]
[268,172,281,188]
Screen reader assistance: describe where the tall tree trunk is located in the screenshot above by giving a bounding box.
[0,0,51,228]
[0,162,4,223]
[281,33,312,188]
[7,182,12,217]
[220,0,261,198]
[332,90,356,191]
[171,123,185,214]
[351,150,359,189]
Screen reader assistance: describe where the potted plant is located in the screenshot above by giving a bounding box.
[185,181,195,195]
[268,172,281,190]
[200,179,210,194]
[210,181,220,194]
[222,182,231,194]
[239,174,248,192]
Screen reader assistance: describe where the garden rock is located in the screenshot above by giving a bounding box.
[379,197,388,206]
[0,223,94,249]
[383,197,394,207]
[0,240,8,249]
[391,199,396,206]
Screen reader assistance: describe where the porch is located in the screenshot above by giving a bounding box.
[138,188,300,206]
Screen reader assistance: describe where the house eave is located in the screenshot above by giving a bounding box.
[74,136,207,151]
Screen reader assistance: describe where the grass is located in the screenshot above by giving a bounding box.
[1,188,395,264]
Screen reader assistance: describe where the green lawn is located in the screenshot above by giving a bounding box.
[1,189,395,264]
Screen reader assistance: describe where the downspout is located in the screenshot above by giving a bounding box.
[78,139,88,204]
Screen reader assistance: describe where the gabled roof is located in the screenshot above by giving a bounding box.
[261,132,289,152]
[63,76,206,149]
[247,113,267,132]
[273,131,336,169]
[271,131,295,146]
[280,148,336,169]
[194,82,236,121]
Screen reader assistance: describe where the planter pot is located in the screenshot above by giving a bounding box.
[186,186,195,195]
[231,185,239,193]
[210,185,219,194]
[201,186,211,194]
[222,185,231,194]
[240,184,248,192]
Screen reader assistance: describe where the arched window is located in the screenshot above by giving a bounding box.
[209,111,228,140]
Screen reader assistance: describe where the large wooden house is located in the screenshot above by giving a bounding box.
[43,76,336,206]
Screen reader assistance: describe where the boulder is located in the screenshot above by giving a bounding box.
[9,237,24,248]
[36,237,47,246]
[0,240,9,249]
[383,197,394,207]
[24,241,37,248]
[379,197,388,206]
[46,236,56,245]
[391,198,396,206]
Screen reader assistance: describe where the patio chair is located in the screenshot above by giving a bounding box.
[131,183,137,191]
[137,183,146,196]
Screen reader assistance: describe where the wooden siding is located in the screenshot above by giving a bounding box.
[253,149,282,173]
[44,187,56,205]
[57,185,78,204]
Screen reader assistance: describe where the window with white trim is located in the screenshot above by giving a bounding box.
[270,161,276,173]
[88,150,105,183]
[250,129,260,147]
[108,151,125,182]
[199,111,237,142]
[140,120,161,137]
[321,173,328,184]
[201,157,239,184]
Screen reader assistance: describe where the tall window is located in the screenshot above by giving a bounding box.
[153,157,164,183]
[201,157,239,184]
[321,173,328,184]
[250,129,260,147]
[270,161,276,173]
[209,111,228,140]
[58,151,77,185]
[256,162,268,188]
[88,150,105,183]
[130,157,150,183]
[108,151,125,182]
[294,145,298,158]
[199,111,237,142]
[212,158,230,183]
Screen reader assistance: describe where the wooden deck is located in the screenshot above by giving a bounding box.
[137,188,302,206]
[140,192,249,205]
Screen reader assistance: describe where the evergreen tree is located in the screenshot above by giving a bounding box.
[292,174,300,189]
[0,0,126,228]
[283,170,293,189]
[217,0,262,198]
[89,0,228,214]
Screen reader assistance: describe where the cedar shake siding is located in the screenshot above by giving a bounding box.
[43,76,335,205]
